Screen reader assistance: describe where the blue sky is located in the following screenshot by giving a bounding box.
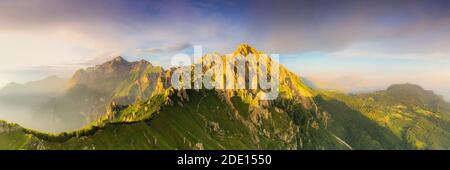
[1,0,450,99]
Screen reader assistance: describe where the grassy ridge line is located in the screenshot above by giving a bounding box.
[319,90,450,149]
[20,89,174,143]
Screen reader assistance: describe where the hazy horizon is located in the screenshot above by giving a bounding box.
[1,53,450,102]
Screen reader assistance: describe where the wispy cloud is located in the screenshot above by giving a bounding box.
[330,49,450,60]
[137,42,193,54]
[247,0,450,58]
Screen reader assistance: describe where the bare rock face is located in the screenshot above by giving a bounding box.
[233,43,260,57]
[105,101,124,120]
[45,56,169,129]
[162,44,326,149]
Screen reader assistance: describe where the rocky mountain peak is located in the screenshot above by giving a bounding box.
[233,43,259,56]
[113,56,127,63]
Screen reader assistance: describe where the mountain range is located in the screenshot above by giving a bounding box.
[0,76,67,132]
[0,44,449,150]
[0,76,66,106]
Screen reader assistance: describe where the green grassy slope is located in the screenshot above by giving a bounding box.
[2,86,450,150]
[13,89,346,150]
[315,95,407,149]
[318,87,450,149]
[0,121,28,150]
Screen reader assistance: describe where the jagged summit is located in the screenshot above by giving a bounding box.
[106,56,130,66]
[103,56,156,68]
[233,43,259,56]
[135,59,153,67]
[113,56,127,62]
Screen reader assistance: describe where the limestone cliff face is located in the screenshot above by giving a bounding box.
[166,44,328,147]
[45,56,170,129]
[199,44,317,110]
[67,56,167,102]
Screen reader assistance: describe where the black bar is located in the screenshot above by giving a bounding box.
[0,150,448,169]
